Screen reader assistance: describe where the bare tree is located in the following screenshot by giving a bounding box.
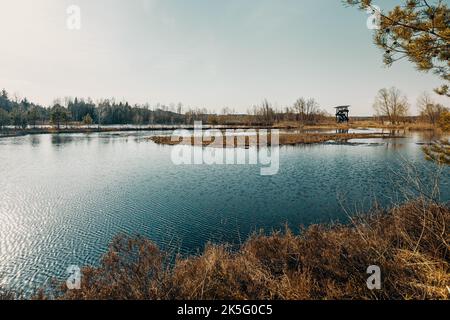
[373,87,409,124]
[293,97,320,123]
[305,98,319,122]
[417,92,448,124]
[293,98,306,122]
[261,99,274,126]
[252,100,274,126]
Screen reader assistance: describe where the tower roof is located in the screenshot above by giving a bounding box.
[335,105,350,109]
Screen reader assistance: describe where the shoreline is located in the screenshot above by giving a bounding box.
[0,125,279,139]
[0,121,443,140]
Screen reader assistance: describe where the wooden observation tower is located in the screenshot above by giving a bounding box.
[335,106,350,123]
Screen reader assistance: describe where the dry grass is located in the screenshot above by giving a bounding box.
[149,132,400,147]
[48,198,449,300]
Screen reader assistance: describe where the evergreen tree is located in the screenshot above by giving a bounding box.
[347,0,450,96]
[82,114,93,128]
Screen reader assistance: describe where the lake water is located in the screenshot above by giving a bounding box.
[0,130,449,294]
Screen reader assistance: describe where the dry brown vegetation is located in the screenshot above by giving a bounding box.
[439,111,450,132]
[149,132,400,147]
[46,198,449,300]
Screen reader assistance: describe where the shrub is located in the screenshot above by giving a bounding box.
[438,111,450,131]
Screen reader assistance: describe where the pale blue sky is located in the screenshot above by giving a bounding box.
[0,0,447,115]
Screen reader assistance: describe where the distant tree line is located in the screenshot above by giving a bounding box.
[0,87,448,131]
[0,89,48,129]
[0,90,187,130]
[0,89,333,130]
[248,98,329,126]
[372,87,449,125]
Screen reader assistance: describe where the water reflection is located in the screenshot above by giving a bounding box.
[413,130,446,142]
[30,136,41,147]
[51,134,74,146]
